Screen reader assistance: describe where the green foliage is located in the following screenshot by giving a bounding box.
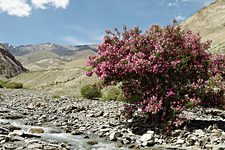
[52,95,61,99]
[103,86,122,101]
[80,84,102,99]
[4,82,23,89]
[0,80,7,87]
[0,80,23,89]
[104,86,127,101]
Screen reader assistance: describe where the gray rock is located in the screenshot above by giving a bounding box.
[8,130,24,136]
[140,131,154,142]
[94,111,103,117]
[100,128,111,132]
[122,138,130,144]
[205,144,213,150]
[71,130,82,135]
[194,129,205,137]
[12,135,25,141]
[86,114,94,117]
[3,143,17,149]
[86,140,98,145]
[186,135,196,146]
[221,132,225,140]
[109,131,121,141]
[176,138,185,145]
[141,140,154,146]
[28,128,44,134]
[172,130,182,137]
[155,138,164,145]
[27,143,43,149]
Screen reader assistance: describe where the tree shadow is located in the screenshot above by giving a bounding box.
[125,116,225,135]
[185,120,225,131]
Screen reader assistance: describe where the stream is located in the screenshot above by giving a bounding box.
[0,119,128,150]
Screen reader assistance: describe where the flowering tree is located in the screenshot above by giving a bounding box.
[86,25,225,128]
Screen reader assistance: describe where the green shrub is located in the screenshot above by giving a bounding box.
[0,80,7,87]
[103,86,126,101]
[80,84,101,99]
[52,95,61,99]
[4,82,23,89]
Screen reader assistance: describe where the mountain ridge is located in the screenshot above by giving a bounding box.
[2,43,98,71]
[181,0,225,52]
[0,44,27,79]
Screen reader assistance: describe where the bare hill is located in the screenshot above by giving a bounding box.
[9,42,98,96]
[0,44,27,79]
[3,43,97,70]
[181,0,225,53]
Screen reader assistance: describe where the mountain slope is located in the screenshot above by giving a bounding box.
[0,45,27,79]
[3,43,97,70]
[181,0,225,53]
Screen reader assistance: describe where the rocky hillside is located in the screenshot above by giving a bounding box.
[0,45,27,79]
[7,42,98,96]
[181,0,225,53]
[2,43,97,70]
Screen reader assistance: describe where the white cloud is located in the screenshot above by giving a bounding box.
[0,0,31,17]
[64,34,102,45]
[168,2,177,7]
[168,0,213,7]
[31,0,69,9]
[175,15,186,21]
[64,36,90,45]
[0,0,70,17]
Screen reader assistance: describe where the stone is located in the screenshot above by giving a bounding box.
[28,128,44,134]
[109,131,121,141]
[12,135,25,141]
[141,140,154,146]
[205,144,213,150]
[86,114,94,117]
[27,143,43,149]
[200,136,209,146]
[122,138,130,145]
[27,103,35,109]
[140,131,154,142]
[172,130,182,137]
[3,143,17,149]
[221,132,225,140]
[0,127,10,134]
[94,111,103,117]
[100,128,111,132]
[212,129,222,137]
[155,138,163,145]
[141,141,148,146]
[194,129,205,137]
[87,140,98,145]
[71,130,82,135]
[186,135,196,146]
[176,139,185,145]
[8,130,24,136]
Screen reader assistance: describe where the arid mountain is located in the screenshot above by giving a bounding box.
[0,44,27,79]
[8,42,98,96]
[181,0,225,53]
[3,43,97,70]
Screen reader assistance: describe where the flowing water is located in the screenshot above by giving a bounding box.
[0,119,128,150]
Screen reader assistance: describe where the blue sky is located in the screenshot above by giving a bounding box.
[0,0,214,46]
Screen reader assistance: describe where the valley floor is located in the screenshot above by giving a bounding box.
[0,89,225,149]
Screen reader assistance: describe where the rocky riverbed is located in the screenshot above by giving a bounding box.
[0,88,225,150]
